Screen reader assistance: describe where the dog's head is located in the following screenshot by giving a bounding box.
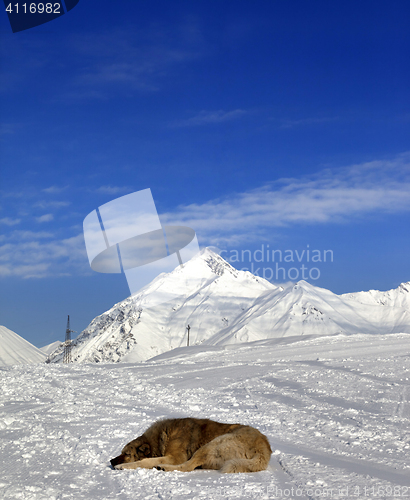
[110,437,151,467]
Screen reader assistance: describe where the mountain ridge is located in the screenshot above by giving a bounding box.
[46,248,410,364]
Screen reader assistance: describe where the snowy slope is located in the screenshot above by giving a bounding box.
[40,341,63,356]
[1,333,409,499]
[342,281,410,309]
[0,325,47,367]
[47,248,410,364]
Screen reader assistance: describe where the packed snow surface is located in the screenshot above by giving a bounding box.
[46,249,410,364]
[1,333,409,499]
[0,326,47,366]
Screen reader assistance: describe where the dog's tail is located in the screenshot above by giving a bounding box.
[220,454,270,473]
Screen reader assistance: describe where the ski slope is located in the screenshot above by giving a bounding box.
[1,333,409,499]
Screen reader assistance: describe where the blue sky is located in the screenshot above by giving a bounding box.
[1,1,409,347]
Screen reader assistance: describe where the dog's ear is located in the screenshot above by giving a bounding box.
[138,443,151,456]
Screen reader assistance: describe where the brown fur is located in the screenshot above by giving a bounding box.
[110,417,272,473]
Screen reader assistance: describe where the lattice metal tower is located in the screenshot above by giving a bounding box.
[63,315,75,363]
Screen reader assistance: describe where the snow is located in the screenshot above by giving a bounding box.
[0,325,47,367]
[40,341,63,356]
[46,248,410,365]
[342,282,410,309]
[2,247,410,497]
[0,333,409,499]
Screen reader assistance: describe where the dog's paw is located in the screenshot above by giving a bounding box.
[114,463,134,470]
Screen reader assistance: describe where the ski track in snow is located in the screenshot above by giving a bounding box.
[1,333,410,499]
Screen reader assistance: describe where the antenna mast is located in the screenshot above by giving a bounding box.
[63,315,75,363]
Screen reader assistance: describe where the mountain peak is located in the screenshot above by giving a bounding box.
[194,247,238,277]
[342,280,410,310]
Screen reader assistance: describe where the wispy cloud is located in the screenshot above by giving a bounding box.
[34,200,70,209]
[2,153,410,278]
[42,186,68,194]
[0,217,21,226]
[95,186,133,196]
[4,230,55,241]
[173,109,247,128]
[162,153,410,246]
[36,214,54,223]
[0,184,84,277]
[0,233,87,279]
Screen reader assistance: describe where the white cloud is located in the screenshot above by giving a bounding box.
[6,230,54,241]
[36,214,54,223]
[2,153,410,279]
[0,217,21,226]
[95,186,133,195]
[42,186,68,194]
[161,153,410,246]
[34,200,70,209]
[0,233,88,279]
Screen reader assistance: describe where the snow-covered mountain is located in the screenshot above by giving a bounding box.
[47,248,410,364]
[0,325,47,366]
[40,340,63,355]
[342,282,410,309]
